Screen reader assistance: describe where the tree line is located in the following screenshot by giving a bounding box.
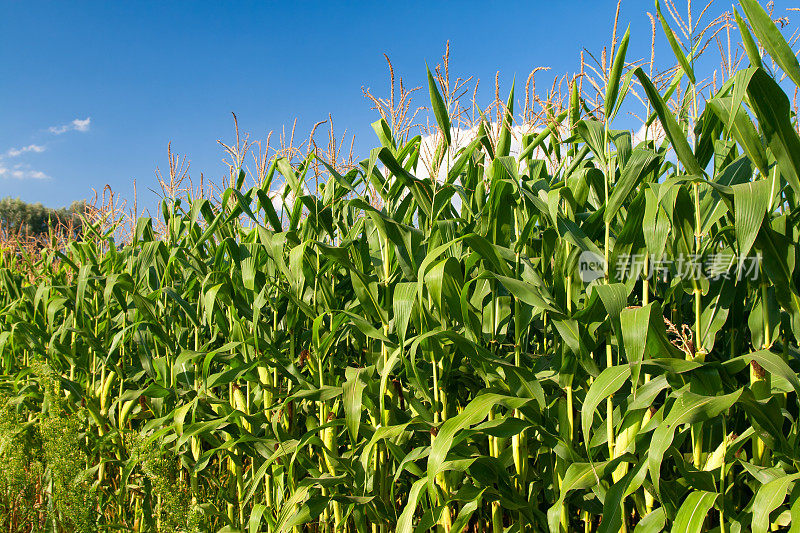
[0,196,85,239]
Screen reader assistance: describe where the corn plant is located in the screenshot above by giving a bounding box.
[3,1,800,532]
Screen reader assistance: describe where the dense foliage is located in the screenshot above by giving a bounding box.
[0,197,84,240]
[2,1,800,531]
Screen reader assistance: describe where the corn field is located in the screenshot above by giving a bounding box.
[3,1,800,531]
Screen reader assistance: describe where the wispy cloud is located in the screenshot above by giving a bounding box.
[0,117,91,180]
[5,144,46,158]
[0,162,50,180]
[49,117,91,135]
[0,144,50,181]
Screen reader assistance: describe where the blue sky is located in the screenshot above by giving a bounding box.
[1,1,796,211]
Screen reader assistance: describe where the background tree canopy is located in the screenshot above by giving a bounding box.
[0,197,85,238]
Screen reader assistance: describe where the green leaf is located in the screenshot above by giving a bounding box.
[427,393,529,495]
[397,477,428,533]
[497,82,515,157]
[733,179,771,259]
[734,7,762,68]
[598,461,648,533]
[746,68,800,197]
[666,389,742,427]
[671,491,717,533]
[546,457,631,532]
[650,389,741,497]
[708,94,768,177]
[635,507,667,533]
[372,118,396,150]
[634,67,702,176]
[343,367,367,444]
[248,503,268,533]
[740,0,800,87]
[582,365,631,450]
[606,148,658,222]
[724,350,800,396]
[605,26,631,119]
[752,473,800,533]
[656,0,696,84]
[620,303,654,389]
[427,65,451,146]
[276,157,302,198]
[577,119,608,167]
[516,110,568,161]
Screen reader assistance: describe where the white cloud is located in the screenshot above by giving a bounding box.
[632,121,666,146]
[411,123,555,215]
[269,182,310,214]
[5,144,46,158]
[0,162,50,180]
[0,117,90,180]
[72,117,91,132]
[0,144,50,180]
[49,117,91,135]
[409,121,583,215]
[416,123,555,184]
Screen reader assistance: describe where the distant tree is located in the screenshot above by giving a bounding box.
[0,197,84,239]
